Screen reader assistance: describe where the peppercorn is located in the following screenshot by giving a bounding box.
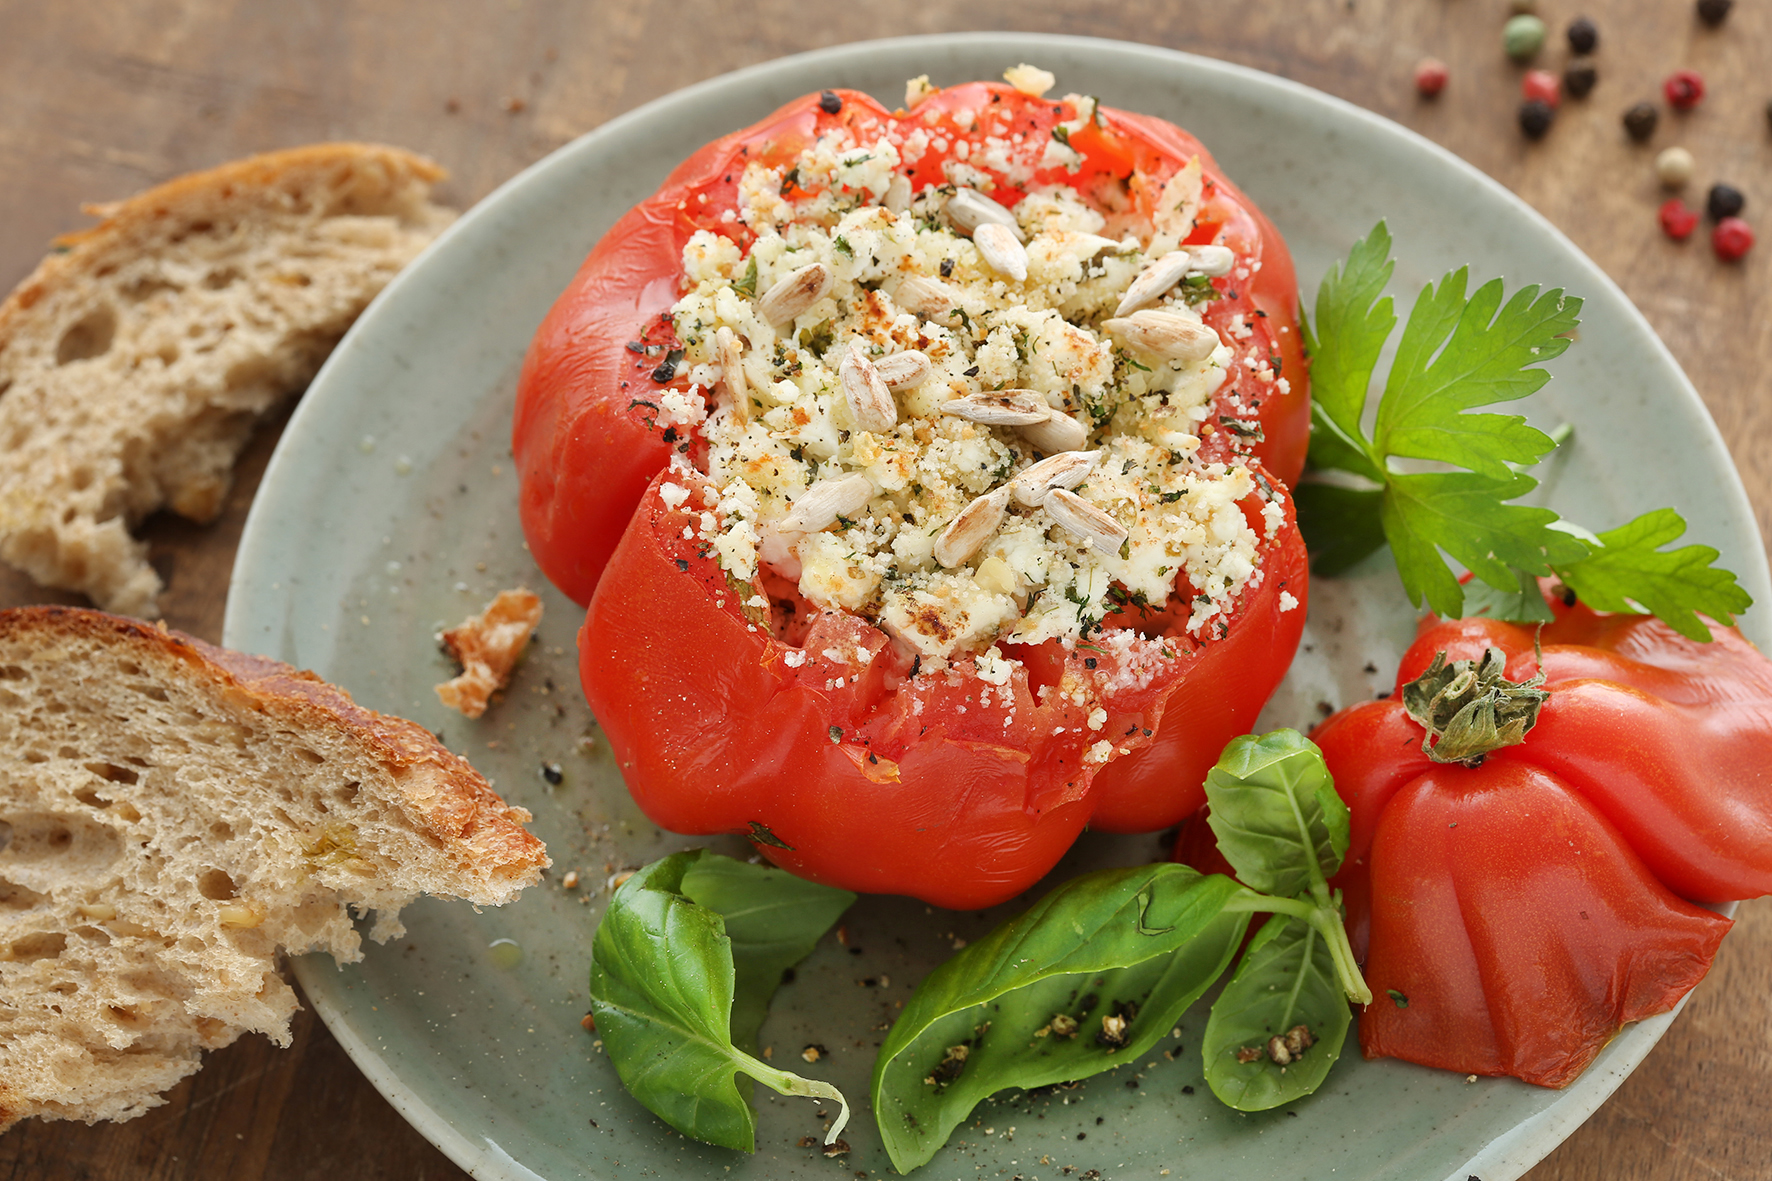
[818,90,843,115]
[1504,14,1547,62]
[1415,57,1449,98]
[1623,102,1659,141]
[1509,0,1537,11]
[1707,183,1745,221]
[1659,199,1700,240]
[1564,61,1598,99]
[1665,71,1705,111]
[1519,100,1555,139]
[1712,217,1754,261]
[1656,147,1695,188]
[1696,0,1733,26]
[1566,16,1598,54]
[1523,70,1561,108]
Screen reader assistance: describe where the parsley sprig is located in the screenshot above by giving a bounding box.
[1297,222,1750,641]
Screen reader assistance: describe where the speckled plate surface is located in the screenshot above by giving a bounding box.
[223,33,1769,1181]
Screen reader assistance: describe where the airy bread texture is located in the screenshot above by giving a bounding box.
[0,606,548,1132]
[0,144,455,617]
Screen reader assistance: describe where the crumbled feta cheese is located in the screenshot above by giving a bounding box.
[663,112,1270,671]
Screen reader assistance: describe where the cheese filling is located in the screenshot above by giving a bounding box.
[662,114,1282,668]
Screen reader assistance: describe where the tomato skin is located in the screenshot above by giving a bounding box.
[1359,760,1729,1087]
[579,467,1306,909]
[515,84,1311,606]
[1309,594,1772,1085]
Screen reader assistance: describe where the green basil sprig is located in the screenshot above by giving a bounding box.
[871,729,1369,1172]
[589,850,855,1151]
[872,863,1251,1173]
[1200,730,1370,1110]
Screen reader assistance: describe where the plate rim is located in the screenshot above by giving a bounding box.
[223,30,1768,1181]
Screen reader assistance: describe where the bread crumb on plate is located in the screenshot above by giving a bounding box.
[436,588,544,718]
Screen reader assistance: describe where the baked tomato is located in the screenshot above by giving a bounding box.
[1308,591,1770,1086]
[517,78,1313,908]
[516,82,1310,605]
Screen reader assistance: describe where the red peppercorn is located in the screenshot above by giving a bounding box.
[1415,58,1449,97]
[1713,217,1755,261]
[1659,199,1701,240]
[1664,70,1705,111]
[1522,70,1561,108]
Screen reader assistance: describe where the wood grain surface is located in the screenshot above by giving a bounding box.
[2,2,1768,1178]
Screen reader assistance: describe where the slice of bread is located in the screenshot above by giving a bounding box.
[0,606,548,1132]
[0,144,455,618]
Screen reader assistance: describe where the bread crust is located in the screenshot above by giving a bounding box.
[0,605,547,1132]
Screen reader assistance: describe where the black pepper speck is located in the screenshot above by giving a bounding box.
[1519,99,1555,139]
[1707,183,1745,221]
[1564,60,1597,99]
[1623,101,1658,141]
[818,90,843,114]
[1696,0,1733,26]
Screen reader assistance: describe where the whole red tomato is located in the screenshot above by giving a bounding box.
[516,82,1313,908]
[1309,593,1768,1086]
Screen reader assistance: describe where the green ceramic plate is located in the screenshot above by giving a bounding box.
[224,33,1768,1181]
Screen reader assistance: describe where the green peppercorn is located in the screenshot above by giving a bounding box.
[1623,101,1659,142]
[1504,14,1547,62]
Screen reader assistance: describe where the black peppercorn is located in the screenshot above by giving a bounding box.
[1564,61,1598,99]
[1707,183,1746,221]
[818,90,843,114]
[1696,0,1733,26]
[1519,99,1556,140]
[1623,101,1659,141]
[1567,16,1598,54]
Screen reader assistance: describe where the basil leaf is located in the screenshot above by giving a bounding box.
[1204,729,1349,902]
[679,855,855,1049]
[1202,911,1352,1111]
[590,851,850,1151]
[871,864,1251,1174]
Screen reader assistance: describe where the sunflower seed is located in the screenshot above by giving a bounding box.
[934,487,1011,568]
[873,349,933,391]
[1186,244,1236,277]
[1114,250,1193,316]
[839,343,897,433]
[1018,412,1090,453]
[716,326,748,424]
[883,173,913,215]
[779,473,875,533]
[1103,310,1220,364]
[894,274,960,319]
[973,223,1029,281]
[1010,450,1100,506]
[757,262,834,328]
[946,188,1026,242]
[941,390,1052,426]
[1044,488,1128,556]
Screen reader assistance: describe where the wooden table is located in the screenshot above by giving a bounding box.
[2,2,1767,1178]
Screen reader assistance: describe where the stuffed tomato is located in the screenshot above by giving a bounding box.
[515,73,1312,908]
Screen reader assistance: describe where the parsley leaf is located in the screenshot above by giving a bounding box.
[1300,222,1750,639]
[1553,509,1753,641]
